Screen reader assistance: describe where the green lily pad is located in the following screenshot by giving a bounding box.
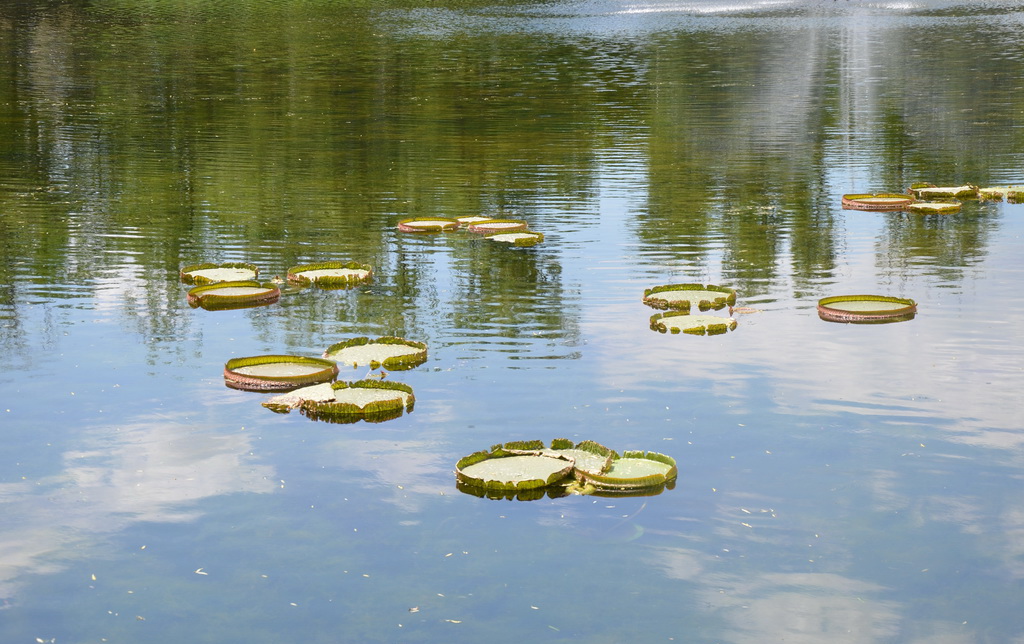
[287,261,373,289]
[456,447,575,492]
[650,311,737,335]
[485,231,544,247]
[323,336,428,371]
[817,294,917,323]
[467,219,529,234]
[297,379,415,424]
[397,217,460,233]
[978,186,1024,202]
[579,451,678,492]
[456,215,494,226]
[224,355,339,392]
[643,283,736,312]
[908,184,978,200]
[906,201,961,214]
[541,439,615,477]
[180,262,260,285]
[841,194,914,211]
[187,280,280,310]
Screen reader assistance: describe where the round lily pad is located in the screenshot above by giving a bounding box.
[456,215,494,226]
[906,201,961,214]
[180,262,260,285]
[287,261,373,289]
[397,217,460,233]
[841,194,914,211]
[456,448,575,492]
[467,219,529,234]
[978,186,1024,202]
[224,355,339,392]
[643,283,737,312]
[817,295,917,323]
[578,451,678,492]
[650,311,738,335]
[908,184,978,200]
[485,231,544,247]
[187,280,280,310]
[298,379,415,424]
[323,336,428,371]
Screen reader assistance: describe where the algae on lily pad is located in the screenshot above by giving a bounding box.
[817,294,917,323]
[486,231,544,247]
[841,194,914,211]
[224,355,339,392]
[978,186,1024,202]
[579,451,678,493]
[908,184,978,200]
[187,280,280,310]
[906,201,961,214]
[323,336,428,371]
[467,219,529,234]
[397,217,460,233]
[180,262,260,285]
[650,311,737,335]
[287,261,373,289]
[298,379,415,424]
[643,283,736,312]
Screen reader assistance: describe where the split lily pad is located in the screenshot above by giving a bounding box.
[817,295,917,323]
[978,186,1024,202]
[180,262,260,285]
[643,283,736,312]
[542,439,615,478]
[578,451,678,493]
[906,201,961,214]
[841,194,914,211]
[187,280,280,310]
[908,184,978,200]
[297,379,415,424]
[650,311,737,335]
[397,217,460,233]
[287,261,373,289]
[322,336,428,371]
[456,445,575,493]
[486,231,544,247]
[224,355,339,392]
[467,219,529,234]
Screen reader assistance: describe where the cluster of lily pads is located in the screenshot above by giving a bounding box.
[842,182,1024,214]
[455,439,678,500]
[643,283,739,335]
[397,214,544,247]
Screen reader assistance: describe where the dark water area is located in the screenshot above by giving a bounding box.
[2,0,1024,642]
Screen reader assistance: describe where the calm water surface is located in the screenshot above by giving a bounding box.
[2,0,1024,642]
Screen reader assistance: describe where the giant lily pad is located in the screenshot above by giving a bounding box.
[817,294,917,323]
[486,231,544,247]
[397,217,459,233]
[906,201,961,214]
[467,219,529,234]
[908,184,978,200]
[456,215,494,226]
[643,283,736,312]
[287,261,373,289]
[456,445,575,493]
[578,451,678,493]
[297,379,414,424]
[541,438,615,478]
[224,355,339,392]
[187,280,280,310]
[978,186,1024,202]
[650,311,737,335]
[841,194,914,211]
[180,262,260,285]
[322,336,428,371]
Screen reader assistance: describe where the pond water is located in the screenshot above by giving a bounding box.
[2,0,1024,642]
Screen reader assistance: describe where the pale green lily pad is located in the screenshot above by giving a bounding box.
[650,311,737,335]
[467,219,529,234]
[541,439,615,477]
[978,186,1024,202]
[456,448,574,492]
[298,380,415,424]
[323,336,428,371]
[187,280,280,311]
[180,262,260,285]
[287,261,373,289]
[224,355,339,392]
[456,215,494,225]
[817,295,917,323]
[486,231,544,247]
[643,283,736,312]
[579,451,678,492]
[908,184,978,200]
[397,217,460,233]
[906,201,961,214]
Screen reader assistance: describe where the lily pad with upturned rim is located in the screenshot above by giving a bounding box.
[907,184,978,200]
[456,447,575,493]
[298,379,415,424]
[180,262,260,285]
[643,283,737,312]
[224,355,339,392]
[397,217,460,233]
[322,336,428,371]
[578,451,678,493]
[817,295,917,323]
[485,231,544,247]
[906,201,961,214]
[841,194,915,211]
[456,215,494,226]
[187,280,280,310]
[650,311,737,335]
[542,439,616,478]
[287,261,373,289]
[467,219,529,234]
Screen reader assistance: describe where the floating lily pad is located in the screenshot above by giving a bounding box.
[180,262,260,285]
[467,219,529,234]
[486,231,544,247]
[397,217,460,233]
[841,194,914,211]
[978,186,1024,202]
[456,446,575,493]
[908,184,978,200]
[224,355,339,392]
[817,295,917,323]
[643,283,737,312]
[187,280,280,310]
[579,451,678,493]
[298,379,415,424]
[650,311,737,335]
[906,201,961,214]
[456,215,494,226]
[542,439,615,478]
[322,336,428,371]
[287,261,373,289]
